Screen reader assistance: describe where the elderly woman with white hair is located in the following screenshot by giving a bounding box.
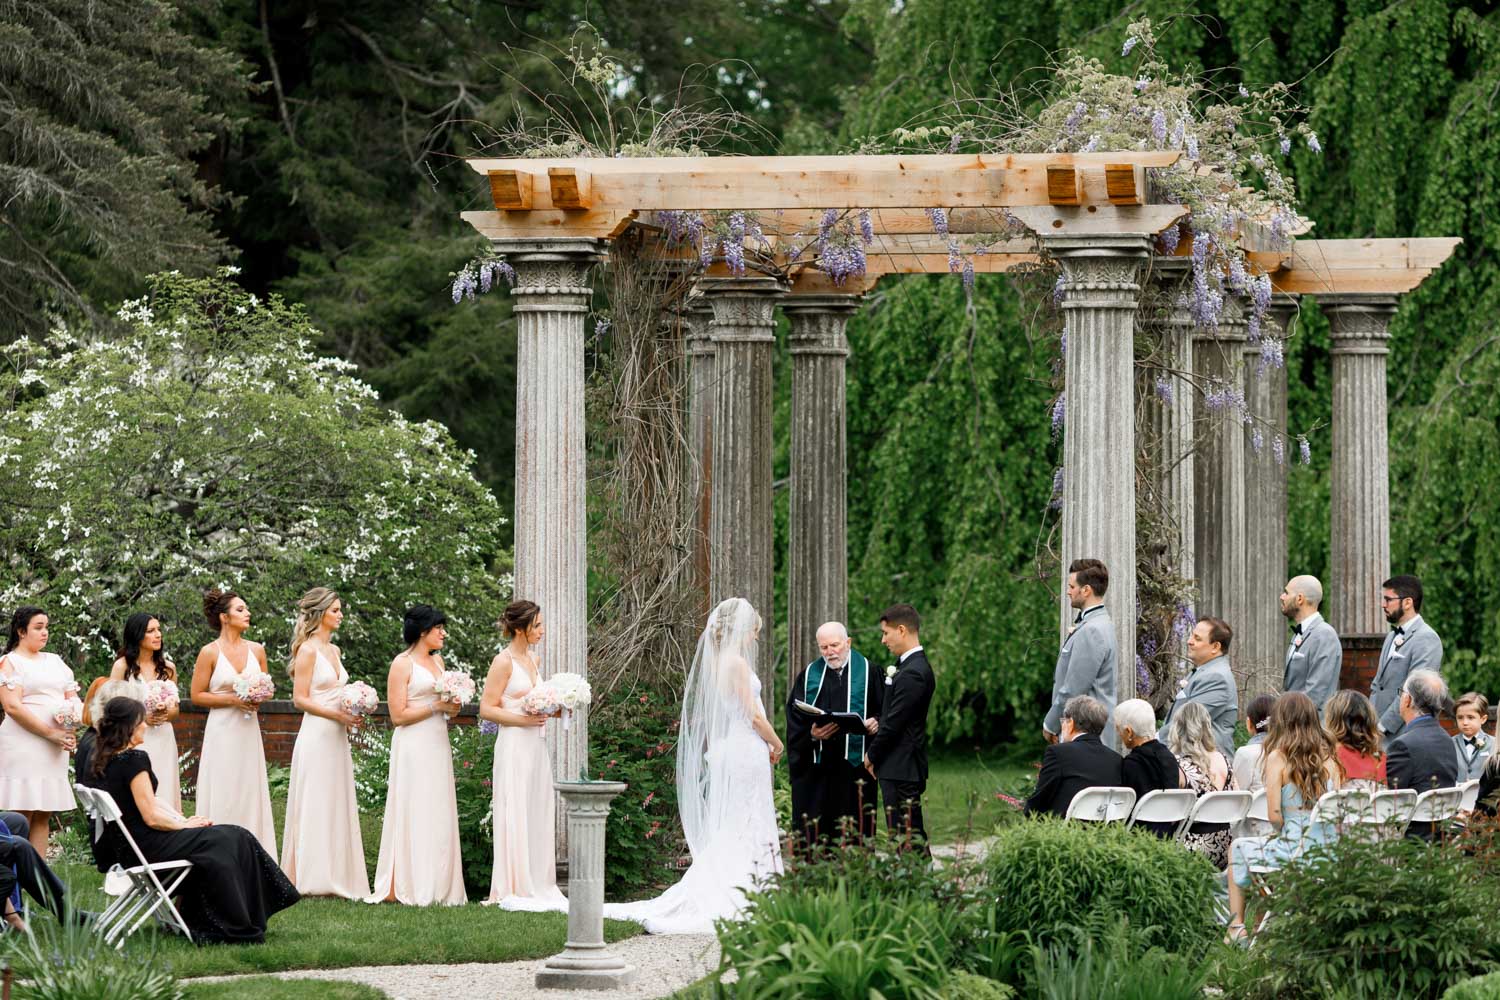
[1169,701,1234,868]
[1115,698,1185,837]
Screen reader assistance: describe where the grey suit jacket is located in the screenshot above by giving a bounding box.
[1043,606,1117,743]
[1454,732,1493,782]
[1160,655,1238,760]
[1369,616,1444,737]
[1283,612,1341,711]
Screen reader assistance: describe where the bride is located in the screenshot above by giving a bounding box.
[605,597,785,934]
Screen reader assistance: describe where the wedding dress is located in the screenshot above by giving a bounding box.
[604,597,782,934]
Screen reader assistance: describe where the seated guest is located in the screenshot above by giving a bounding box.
[1225,692,1340,943]
[82,697,300,943]
[1025,696,1121,818]
[1475,749,1500,817]
[1387,670,1460,839]
[1232,694,1276,793]
[1116,698,1184,837]
[1322,689,1386,789]
[1453,692,1492,782]
[0,811,76,933]
[1169,702,1233,868]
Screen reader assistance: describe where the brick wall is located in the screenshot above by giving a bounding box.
[1341,633,1460,736]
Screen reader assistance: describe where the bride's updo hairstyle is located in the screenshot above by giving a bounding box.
[707,597,761,649]
[499,600,541,639]
[92,696,146,778]
[203,587,242,631]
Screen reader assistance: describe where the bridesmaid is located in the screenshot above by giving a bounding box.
[282,587,369,899]
[367,604,466,906]
[0,607,78,855]
[482,600,565,910]
[191,588,278,860]
[108,613,181,812]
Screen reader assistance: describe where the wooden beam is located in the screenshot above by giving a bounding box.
[488,170,533,210]
[462,209,637,240]
[467,152,1184,177]
[1047,166,1082,206]
[547,167,592,210]
[1248,237,1462,295]
[1007,204,1189,237]
[1105,164,1145,206]
[787,272,882,295]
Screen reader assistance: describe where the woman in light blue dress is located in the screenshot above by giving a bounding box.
[1226,691,1342,943]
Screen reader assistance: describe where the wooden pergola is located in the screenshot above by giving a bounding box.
[460,152,1459,783]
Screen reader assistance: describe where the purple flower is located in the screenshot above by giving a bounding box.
[724,237,746,276]
[1279,135,1292,156]
[1135,77,1151,92]
[1170,116,1187,149]
[1151,109,1168,145]
[451,268,474,304]
[1051,394,1066,439]
[1260,335,1285,371]
[1306,131,1322,154]
[1081,134,1100,153]
[1123,36,1138,56]
[926,207,949,236]
[1273,435,1286,466]
[1154,375,1174,404]
[1173,602,1195,640]
[1064,101,1088,135]
[479,719,499,736]
[1158,224,1181,255]
[1052,274,1067,306]
[1136,657,1153,696]
[818,208,838,249]
[859,209,874,246]
[1059,331,1067,358]
[1238,84,1250,98]
[1251,428,1264,454]
[1251,272,1273,313]
[947,240,961,274]
[1299,436,1312,465]
[961,257,975,291]
[1049,468,1064,510]
[947,131,962,152]
[1185,133,1200,160]
[594,317,611,337]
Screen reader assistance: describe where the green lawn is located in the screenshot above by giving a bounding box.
[184,979,388,1000]
[923,745,1039,844]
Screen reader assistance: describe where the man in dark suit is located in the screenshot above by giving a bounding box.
[1387,669,1460,839]
[0,811,75,932]
[1025,696,1121,818]
[865,603,935,852]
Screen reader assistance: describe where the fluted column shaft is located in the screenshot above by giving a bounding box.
[783,295,858,682]
[703,276,787,712]
[1244,296,1295,696]
[1323,294,1398,636]
[685,297,717,620]
[1051,235,1151,703]
[1152,262,1196,602]
[495,237,605,858]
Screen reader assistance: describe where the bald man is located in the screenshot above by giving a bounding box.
[1281,575,1341,711]
[786,622,883,852]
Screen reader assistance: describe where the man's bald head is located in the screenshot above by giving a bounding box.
[1280,575,1323,621]
[816,622,851,666]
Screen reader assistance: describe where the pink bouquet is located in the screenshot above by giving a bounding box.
[232,672,275,718]
[340,681,379,717]
[433,670,475,706]
[54,697,84,728]
[521,684,560,740]
[143,680,179,715]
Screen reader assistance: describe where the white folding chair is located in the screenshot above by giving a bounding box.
[1459,779,1481,814]
[72,784,193,947]
[1307,787,1374,832]
[1127,789,1198,835]
[1408,786,1464,836]
[1179,789,1253,843]
[1368,788,1419,828]
[1232,786,1273,840]
[1065,786,1136,823]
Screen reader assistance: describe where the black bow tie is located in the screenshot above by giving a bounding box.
[1073,613,1083,625]
[1392,625,1406,636]
[1291,622,1303,636]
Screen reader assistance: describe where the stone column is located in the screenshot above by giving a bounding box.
[1050,235,1152,703]
[702,275,787,712]
[1152,261,1196,605]
[1322,294,1399,636]
[535,781,636,990]
[1193,303,1249,698]
[1242,295,1296,697]
[684,296,717,620]
[782,294,859,684]
[495,237,606,855]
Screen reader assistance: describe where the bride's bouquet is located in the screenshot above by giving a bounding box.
[143,680,179,716]
[340,681,379,723]
[548,672,591,732]
[54,697,84,729]
[233,672,275,718]
[433,671,475,711]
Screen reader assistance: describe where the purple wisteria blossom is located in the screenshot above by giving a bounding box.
[927,207,949,236]
[962,257,975,292]
[1185,133,1200,160]
[1273,434,1286,465]
[947,240,962,273]
[1170,116,1187,149]
[859,210,875,246]
[479,719,500,736]
[1259,335,1285,371]
[1135,76,1151,92]
[1279,135,1292,156]
[1064,101,1088,134]
[594,317,611,337]
[1050,468,1064,510]
[1172,602,1195,641]
[1299,436,1312,465]
[1251,428,1264,454]
[1158,224,1181,255]
[1053,274,1067,306]
[451,270,475,303]
[1051,394,1066,439]
[1081,134,1101,153]
[819,241,867,286]
[1122,36,1138,56]
[1306,131,1322,154]
[948,131,962,152]
[1151,109,1168,145]
[1154,375,1174,404]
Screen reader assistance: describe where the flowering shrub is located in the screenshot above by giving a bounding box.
[450,721,498,892]
[587,683,683,898]
[0,270,510,681]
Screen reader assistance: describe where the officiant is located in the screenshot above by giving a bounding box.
[787,621,883,852]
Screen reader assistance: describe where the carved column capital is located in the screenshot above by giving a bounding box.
[489,237,605,315]
[1319,293,1400,354]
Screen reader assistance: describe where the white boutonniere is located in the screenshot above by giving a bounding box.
[1293,633,1305,649]
[1393,634,1406,649]
[885,665,897,686]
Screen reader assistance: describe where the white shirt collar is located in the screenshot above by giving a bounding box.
[1299,610,1324,631]
[899,645,924,664]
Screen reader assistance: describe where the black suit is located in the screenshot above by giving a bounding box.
[865,648,935,847]
[1025,733,1122,818]
[1387,715,1461,839]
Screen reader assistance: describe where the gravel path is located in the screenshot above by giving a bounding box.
[186,933,721,999]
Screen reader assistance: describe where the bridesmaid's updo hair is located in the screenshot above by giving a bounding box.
[92,696,146,778]
[403,604,448,646]
[289,587,340,670]
[203,588,242,631]
[4,606,45,653]
[499,600,541,638]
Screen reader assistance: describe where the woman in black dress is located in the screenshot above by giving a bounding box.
[83,696,299,944]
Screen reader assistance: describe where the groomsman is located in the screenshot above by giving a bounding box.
[1160,617,1239,758]
[865,604,935,852]
[1043,558,1117,748]
[1370,574,1445,738]
[1280,575,1341,711]
[787,622,883,850]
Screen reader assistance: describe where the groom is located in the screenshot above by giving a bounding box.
[865,603,935,852]
[787,621,884,852]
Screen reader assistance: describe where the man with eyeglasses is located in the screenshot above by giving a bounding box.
[1368,574,1445,738]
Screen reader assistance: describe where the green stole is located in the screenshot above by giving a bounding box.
[804,650,869,766]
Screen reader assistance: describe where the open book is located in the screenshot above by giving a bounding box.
[792,700,869,736]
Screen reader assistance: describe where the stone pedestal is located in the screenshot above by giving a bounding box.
[783,294,859,682]
[685,296,717,620]
[535,781,637,990]
[702,276,786,712]
[496,238,606,857]
[1193,306,1249,700]
[1322,294,1398,636]
[1242,296,1295,697]
[1049,235,1152,702]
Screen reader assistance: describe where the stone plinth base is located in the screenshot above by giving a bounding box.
[535,950,638,990]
